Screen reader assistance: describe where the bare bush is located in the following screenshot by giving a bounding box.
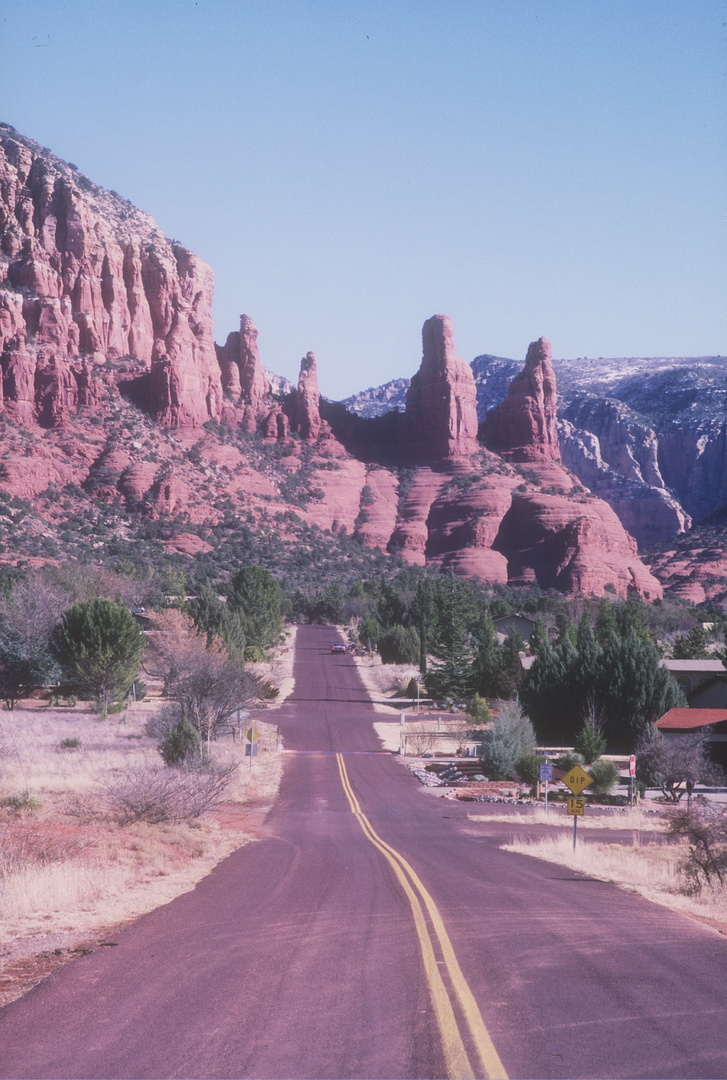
[67,762,237,824]
[0,576,70,644]
[636,730,724,801]
[447,716,473,754]
[0,824,91,876]
[146,611,260,743]
[406,726,438,756]
[669,805,727,893]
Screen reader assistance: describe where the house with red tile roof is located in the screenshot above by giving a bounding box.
[655,708,727,768]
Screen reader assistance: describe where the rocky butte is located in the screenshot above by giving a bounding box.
[0,125,666,598]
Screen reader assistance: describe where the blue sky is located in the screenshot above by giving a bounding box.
[1,0,725,399]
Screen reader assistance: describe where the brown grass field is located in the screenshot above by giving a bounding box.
[482,808,727,933]
[0,629,295,1006]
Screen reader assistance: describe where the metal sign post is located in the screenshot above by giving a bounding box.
[244,726,260,774]
[539,761,552,816]
[563,765,593,851]
[567,797,585,849]
[234,708,249,744]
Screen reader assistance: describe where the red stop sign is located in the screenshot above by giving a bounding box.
[629,754,636,777]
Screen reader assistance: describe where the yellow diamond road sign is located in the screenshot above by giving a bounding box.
[244,727,260,743]
[563,764,593,795]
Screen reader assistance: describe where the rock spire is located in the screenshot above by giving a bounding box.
[403,314,479,459]
[295,352,321,440]
[481,337,560,461]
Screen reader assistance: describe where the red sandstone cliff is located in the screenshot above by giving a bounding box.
[481,337,559,461]
[0,127,221,427]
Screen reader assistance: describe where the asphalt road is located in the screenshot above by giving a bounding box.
[1,624,726,1079]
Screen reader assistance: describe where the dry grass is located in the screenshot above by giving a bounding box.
[0,634,293,1006]
[353,654,418,712]
[470,808,668,830]
[498,812,727,930]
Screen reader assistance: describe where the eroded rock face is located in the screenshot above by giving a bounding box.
[402,315,479,459]
[0,128,221,427]
[294,352,321,441]
[493,489,662,597]
[559,415,690,549]
[481,337,559,461]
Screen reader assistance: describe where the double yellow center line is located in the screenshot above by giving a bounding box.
[335,753,507,1080]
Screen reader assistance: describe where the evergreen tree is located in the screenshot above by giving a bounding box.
[529,617,549,657]
[187,586,246,655]
[672,625,709,660]
[496,630,525,699]
[425,575,476,701]
[51,599,143,715]
[594,598,620,646]
[378,625,420,665]
[521,617,683,750]
[227,567,282,657]
[594,630,684,746]
[473,608,500,695]
[413,577,439,674]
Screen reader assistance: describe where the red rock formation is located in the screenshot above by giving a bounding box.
[218,314,271,404]
[353,467,401,550]
[294,352,321,441]
[482,337,560,461]
[0,127,669,601]
[403,315,479,459]
[1,347,36,423]
[493,491,662,597]
[0,129,221,427]
[118,461,158,505]
[34,353,78,427]
[217,314,273,432]
[261,407,290,440]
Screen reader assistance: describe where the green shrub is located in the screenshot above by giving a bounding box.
[466,693,492,724]
[555,751,585,772]
[515,751,541,785]
[588,759,620,796]
[159,718,202,766]
[2,790,42,812]
[405,677,418,700]
[60,737,81,749]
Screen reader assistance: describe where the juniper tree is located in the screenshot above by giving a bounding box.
[51,599,144,716]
